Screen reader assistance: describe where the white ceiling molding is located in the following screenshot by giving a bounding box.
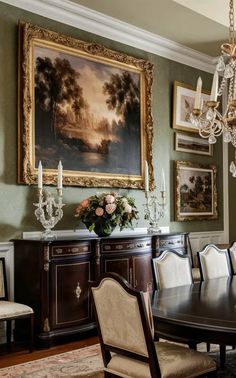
[1,0,215,73]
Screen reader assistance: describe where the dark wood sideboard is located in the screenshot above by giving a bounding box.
[12,232,190,347]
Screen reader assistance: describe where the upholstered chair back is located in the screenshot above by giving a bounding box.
[197,244,231,280]
[229,242,236,274]
[0,259,7,299]
[92,276,149,357]
[152,250,193,289]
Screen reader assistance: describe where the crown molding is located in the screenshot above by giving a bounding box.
[1,0,215,73]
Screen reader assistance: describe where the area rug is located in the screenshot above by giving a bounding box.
[0,343,236,377]
[0,344,104,378]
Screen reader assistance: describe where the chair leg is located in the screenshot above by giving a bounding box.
[6,320,12,351]
[220,344,226,369]
[188,341,197,350]
[29,314,34,353]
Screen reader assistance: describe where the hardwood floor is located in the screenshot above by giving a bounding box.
[0,336,99,369]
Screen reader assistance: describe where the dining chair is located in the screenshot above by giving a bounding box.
[152,249,207,350]
[90,272,217,378]
[0,258,34,352]
[197,244,232,368]
[228,241,236,274]
[152,249,193,290]
[197,244,232,281]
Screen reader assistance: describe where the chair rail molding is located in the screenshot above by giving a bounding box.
[1,0,215,73]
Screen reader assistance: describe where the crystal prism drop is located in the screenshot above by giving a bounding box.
[223,131,232,143]
[208,135,217,144]
[230,161,235,173]
[232,169,236,178]
[217,56,225,72]
[206,108,214,121]
[224,64,234,79]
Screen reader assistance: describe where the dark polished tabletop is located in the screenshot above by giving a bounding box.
[151,276,236,345]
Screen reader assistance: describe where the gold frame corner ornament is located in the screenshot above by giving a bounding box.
[18,22,154,189]
[174,160,218,221]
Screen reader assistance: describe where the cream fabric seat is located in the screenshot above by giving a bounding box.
[107,342,216,378]
[91,272,217,378]
[0,258,34,351]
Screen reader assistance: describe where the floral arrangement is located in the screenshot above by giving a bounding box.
[75,192,139,236]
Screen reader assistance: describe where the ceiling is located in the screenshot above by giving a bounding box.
[69,0,233,57]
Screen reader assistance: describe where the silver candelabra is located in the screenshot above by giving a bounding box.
[34,188,65,240]
[144,190,166,234]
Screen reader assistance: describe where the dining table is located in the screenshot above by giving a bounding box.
[151,276,236,347]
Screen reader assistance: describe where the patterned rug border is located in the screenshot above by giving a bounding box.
[0,343,102,377]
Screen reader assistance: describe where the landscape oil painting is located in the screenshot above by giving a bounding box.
[175,161,217,221]
[18,23,154,188]
[175,132,213,156]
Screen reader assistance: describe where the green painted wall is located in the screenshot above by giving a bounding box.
[0,2,223,241]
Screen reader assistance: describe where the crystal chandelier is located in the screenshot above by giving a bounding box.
[190,0,236,177]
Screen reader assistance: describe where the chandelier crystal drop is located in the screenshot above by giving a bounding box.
[190,0,236,176]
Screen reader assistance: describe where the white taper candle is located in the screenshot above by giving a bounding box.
[57,160,63,189]
[145,161,149,192]
[210,70,219,101]
[194,77,202,109]
[38,161,43,189]
[161,168,166,192]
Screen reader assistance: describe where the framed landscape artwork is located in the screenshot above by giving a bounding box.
[172,81,210,133]
[18,22,154,189]
[175,132,213,156]
[174,161,217,221]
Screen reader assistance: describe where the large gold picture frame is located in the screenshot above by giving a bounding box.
[174,160,217,221]
[18,22,154,189]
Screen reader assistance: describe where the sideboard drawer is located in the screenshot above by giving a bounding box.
[159,235,185,250]
[153,233,190,257]
[51,243,91,257]
[101,237,152,254]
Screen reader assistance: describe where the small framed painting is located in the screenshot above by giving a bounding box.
[175,132,213,156]
[172,81,210,133]
[174,161,217,221]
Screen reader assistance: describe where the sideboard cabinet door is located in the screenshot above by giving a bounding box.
[131,254,153,291]
[50,257,92,330]
[13,239,95,347]
[100,236,153,291]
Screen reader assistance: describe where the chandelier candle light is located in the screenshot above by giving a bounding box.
[144,161,166,234]
[34,161,65,240]
[191,0,236,177]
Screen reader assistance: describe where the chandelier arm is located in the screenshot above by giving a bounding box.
[229,0,235,45]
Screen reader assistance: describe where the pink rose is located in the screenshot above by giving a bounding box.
[95,207,104,216]
[105,194,115,204]
[80,199,89,208]
[75,205,83,217]
[105,203,116,214]
[124,204,132,213]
